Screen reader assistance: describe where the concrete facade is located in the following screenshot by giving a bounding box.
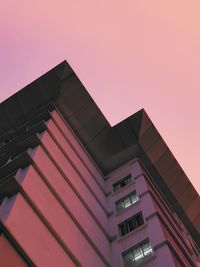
[0,61,199,266]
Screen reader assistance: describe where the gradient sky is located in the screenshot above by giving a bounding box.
[0,1,200,194]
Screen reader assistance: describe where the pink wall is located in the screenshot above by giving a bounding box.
[46,117,106,206]
[0,194,76,267]
[28,146,110,264]
[0,235,28,267]
[16,166,108,266]
[38,129,109,230]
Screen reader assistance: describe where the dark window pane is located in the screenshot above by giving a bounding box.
[113,183,121,192]
[116,201,124,211]
[128,218,135,231]
[119,212,144,237]
[134,213,144,227]
[120,223,128,236]
[125,176,131,184]
[124,251,133,262]
[121,180,126,187]
[112,174,132,192]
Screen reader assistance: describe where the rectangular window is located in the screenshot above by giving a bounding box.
[123,239,153,266]
[113,174,132,192]
[116,192,139,211]
[119,212,144,236]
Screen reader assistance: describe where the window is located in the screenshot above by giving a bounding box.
[123,239,153,266]
[116,192,139,211]
[119,212,144,236]
[113,174,132,192]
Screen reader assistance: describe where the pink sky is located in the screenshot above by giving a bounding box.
[0,1,200,194]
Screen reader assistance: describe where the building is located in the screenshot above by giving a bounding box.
[0,61,199,267]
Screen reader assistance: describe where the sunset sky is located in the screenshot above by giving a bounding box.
[0,1,200,194]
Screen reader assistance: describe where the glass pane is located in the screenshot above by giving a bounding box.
[133,247,143,263]
[125,176,131,184]
[120,223,127,236]
[121,180,126,187]
[123,240,153,267]
[113,184,121,192]
[123,241,153,267]
[124,197,132,208]
[143,248,152,257]
[133,247,142,257]
[124,251,133,262]
[142,242,150,251]
[116,201,124,211]
[143,242,152,256]
[131,194,138,204]
[128,219,135,231]
[135,254,143,263]
[134,213,144,227]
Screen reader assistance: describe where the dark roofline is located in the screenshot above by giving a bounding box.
[0,60,199,247]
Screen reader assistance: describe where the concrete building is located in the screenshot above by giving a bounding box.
[0,61,199,267]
